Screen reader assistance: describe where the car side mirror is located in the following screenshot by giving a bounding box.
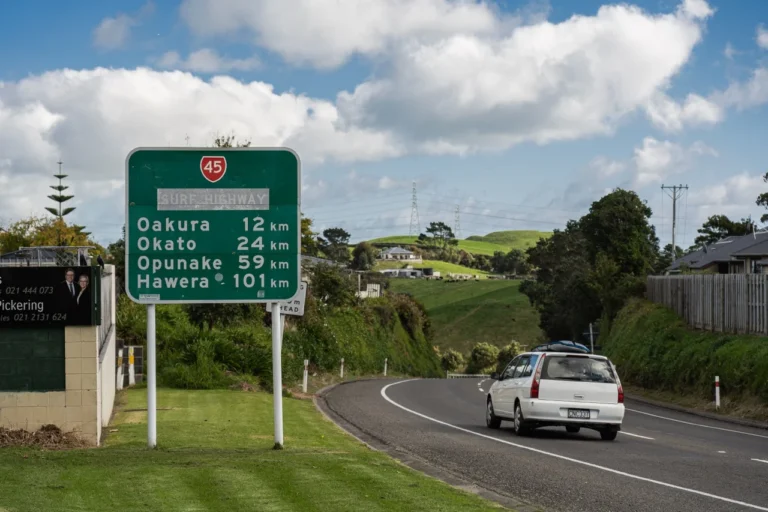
[490,372,499,380]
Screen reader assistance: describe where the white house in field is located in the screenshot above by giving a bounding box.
[379,247,422,263]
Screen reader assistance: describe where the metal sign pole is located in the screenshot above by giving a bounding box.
[147,304,157,448]
[272,304,284,449]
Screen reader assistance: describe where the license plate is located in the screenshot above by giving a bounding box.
[567,409,590,419]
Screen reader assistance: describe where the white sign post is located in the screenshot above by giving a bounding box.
[302,359,309,393]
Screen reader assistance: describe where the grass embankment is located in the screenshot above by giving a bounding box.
[603,298,768,422]
[374,259,489,277]
[367,230,550,256]
[389,279,543,354]
[0,389,503,511]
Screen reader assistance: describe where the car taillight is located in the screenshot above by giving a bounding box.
[617,383,624,404]
[530,355,544,399]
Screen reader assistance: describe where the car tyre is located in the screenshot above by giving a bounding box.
[565,425,581,433]
[486,399,502,429]
[513,402,530,436]
[600,430,618,441]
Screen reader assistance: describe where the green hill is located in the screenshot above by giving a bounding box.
[388,279,543,355]
[367,230,550,256]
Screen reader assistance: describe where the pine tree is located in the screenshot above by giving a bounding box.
[45,161,89,245]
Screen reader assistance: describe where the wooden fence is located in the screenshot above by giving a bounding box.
[646,275,768,336]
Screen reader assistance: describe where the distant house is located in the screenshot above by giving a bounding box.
[379,246,422,263]
[667,231,768,274]
[379,268,423,279]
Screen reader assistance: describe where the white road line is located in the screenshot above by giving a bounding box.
[752,459,768,464]
[479,389,485,393]
[718,451,727,454]
[626,408,768,440]
[381,380,768,512]
[620,431,655,440]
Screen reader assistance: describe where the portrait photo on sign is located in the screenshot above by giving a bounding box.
[0,266,97,327]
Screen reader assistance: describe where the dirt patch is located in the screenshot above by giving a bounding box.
[0,424,89,450]
[230,381,258,392]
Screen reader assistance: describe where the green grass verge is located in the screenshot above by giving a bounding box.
[374,259,490,278]
[0,389,503,512]
[367,230,550,256]
[603,298,768,421]
[389,280,543,354]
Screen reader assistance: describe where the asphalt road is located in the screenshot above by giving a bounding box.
[321,378,768,512]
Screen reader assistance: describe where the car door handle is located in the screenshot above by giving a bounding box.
[574,394,584,399]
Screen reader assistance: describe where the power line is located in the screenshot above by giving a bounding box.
[454,205,462,239]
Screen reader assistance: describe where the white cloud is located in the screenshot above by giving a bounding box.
[336,1,713,153]
[156,49,261,73]
[724,42,737,59]
[633,137,717,187]
[758,24,768,50]
[590,156,625,179]
[715,67,768,110]
[0,68,400,241]
[684,173,765,238]
[645,92,723,132]
[179,0,503,69]
[92,1,154,50]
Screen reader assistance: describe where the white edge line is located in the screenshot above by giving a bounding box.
[619,431,655,440]
[752,459,768,464]
[626,408,768,440]
[381,379,768,512]
[479,389,485,393]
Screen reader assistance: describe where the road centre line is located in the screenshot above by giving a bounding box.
[381,380,768,512]
[626,408,768,440]
[752,459,768,464]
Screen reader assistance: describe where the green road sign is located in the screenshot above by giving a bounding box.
[125,147,301,304]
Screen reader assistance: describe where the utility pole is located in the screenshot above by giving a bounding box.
[409,181,420,237]
[661,184,688,251]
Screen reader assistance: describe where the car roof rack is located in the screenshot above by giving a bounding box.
[531,340,591,354]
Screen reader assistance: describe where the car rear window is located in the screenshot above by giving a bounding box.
[540,356,616,384]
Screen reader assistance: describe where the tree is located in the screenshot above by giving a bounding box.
[213,133,251,148]
[351,242,377,270]
[467,342,499,374]
[0,216,46,253]
[495,342,522,374]
[757,173,768,223]
[520,221,602,339]
[578,188,658,276]
[301,215,320,256]
[184,304,259,331]
[320,227,351,263]
[45,165,90,244]
[655,243,683,274]
[441,349,465,372]
[107,226,126,294]
[694,214,756,247]
[309,263,356,307]
[418,222,458,250]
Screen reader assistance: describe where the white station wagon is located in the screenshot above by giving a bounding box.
[486,344,625,440]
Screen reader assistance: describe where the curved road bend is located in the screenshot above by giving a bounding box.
[322,378,768,512]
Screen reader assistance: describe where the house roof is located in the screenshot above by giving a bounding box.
[668,231,768,270]
[381,247,414,255]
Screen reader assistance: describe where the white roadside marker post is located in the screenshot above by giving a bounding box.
[340,358,345,379]
[272,304,284,450]
[116,349,124,391]
[384,358,388,377]
[302,359,309,394]
[128,346,136,386]
[715,376,720,410]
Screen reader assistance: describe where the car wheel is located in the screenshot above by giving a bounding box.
[600,430,618,441]
[486,399,502,429]
[513,402,530,436]
[565,425,580,433]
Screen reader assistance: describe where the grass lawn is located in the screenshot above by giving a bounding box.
[389,280,543,354]
[374,259,490,277]
[367,231,550,256]
[0,389,503,512]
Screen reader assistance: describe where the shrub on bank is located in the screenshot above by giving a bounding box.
[603,298,768,403]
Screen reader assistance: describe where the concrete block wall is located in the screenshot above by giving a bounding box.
[0,326,100,445]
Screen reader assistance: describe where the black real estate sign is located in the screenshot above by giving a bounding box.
[0,266,100,327]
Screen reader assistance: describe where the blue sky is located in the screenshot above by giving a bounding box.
[1,0,768,249]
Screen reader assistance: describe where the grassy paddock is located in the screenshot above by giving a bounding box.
[389,279,543,354]
[0,389,503,512]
